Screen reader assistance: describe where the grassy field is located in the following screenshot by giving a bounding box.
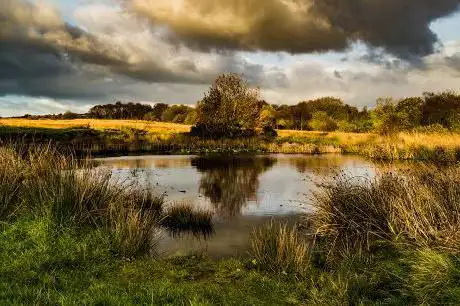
[0,118,191,135]
[1,118,460,161]
[2,143,460,304]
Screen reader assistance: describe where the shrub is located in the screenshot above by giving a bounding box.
[261,126,278,138]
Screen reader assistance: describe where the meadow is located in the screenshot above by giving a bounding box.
[2,118,460,162]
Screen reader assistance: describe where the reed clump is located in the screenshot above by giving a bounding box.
[250,220,310,276]
[0,147,26,220]
[0,144,180,257]
[162,202,214,238]
[109,189,164,258]
[312,166,460,254]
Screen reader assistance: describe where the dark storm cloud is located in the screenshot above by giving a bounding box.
[130,0,460,59]
[0,0,224,100]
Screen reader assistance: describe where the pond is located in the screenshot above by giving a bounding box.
[97,154,376,258]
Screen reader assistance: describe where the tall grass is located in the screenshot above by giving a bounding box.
[406,249,460,304]
[0,147,25,220]
[312,166,460,254]
[109,189,164,258]
[0,143,216,257]
[250,220,310,276]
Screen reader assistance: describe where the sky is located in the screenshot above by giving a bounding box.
[1,0,460,116]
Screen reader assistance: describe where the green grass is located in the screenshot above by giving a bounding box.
[0,220,307,305]
[5,219,460,305]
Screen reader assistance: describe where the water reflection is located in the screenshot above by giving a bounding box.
[192,156,277,217]
[97,154,376,257]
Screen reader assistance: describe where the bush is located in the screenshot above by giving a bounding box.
[261,126,278,138]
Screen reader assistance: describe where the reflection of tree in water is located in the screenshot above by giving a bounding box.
[192,156,276,217]
[289,156,345,175]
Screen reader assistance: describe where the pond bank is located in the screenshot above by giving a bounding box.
[2,120,460,162]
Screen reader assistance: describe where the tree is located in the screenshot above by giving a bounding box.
[395,97,423,130]
[88,102,153,119]
[257,104,277,129]
[161,105,193,123]
[194,74,263,137]
[309,111,338,131]
[372,98,403,135]
[184,109,198,125]
[422,91,460,129]
[62,111,79,120]
[152,103,169,120]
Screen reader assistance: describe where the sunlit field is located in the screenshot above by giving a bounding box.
[4,118,460,147]
[2,119,460,161]
[0,118,191,135]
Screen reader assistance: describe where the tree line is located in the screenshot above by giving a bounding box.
[18,74,460,136]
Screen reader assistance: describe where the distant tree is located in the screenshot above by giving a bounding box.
[161,105,193,123]
[372,98,403,135]
[150,103,169,121]
[184,109,198,125]
[194,73,263,137]
[62,111,79,120]
[88,102,153,119]
[257,105,277,129]
[309,111,338,131]
[274,105,294,129]
[395,97,423,130]
[422,91,460,130]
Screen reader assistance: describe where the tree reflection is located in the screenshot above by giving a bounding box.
[192,156,276,217]
[288,156,344,175]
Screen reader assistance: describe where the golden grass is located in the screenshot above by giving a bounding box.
[3,119,459,148]
[0,119,191,135]
[313,166,460,254]
[2,119,460,159]
[279,129,460,149]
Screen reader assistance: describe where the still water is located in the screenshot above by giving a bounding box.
[97,154,376,258]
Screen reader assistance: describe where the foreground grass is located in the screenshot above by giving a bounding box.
[2,118,460,161]
[0,220,306,305]
[2,142,460,304]
[4,219,460,305]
